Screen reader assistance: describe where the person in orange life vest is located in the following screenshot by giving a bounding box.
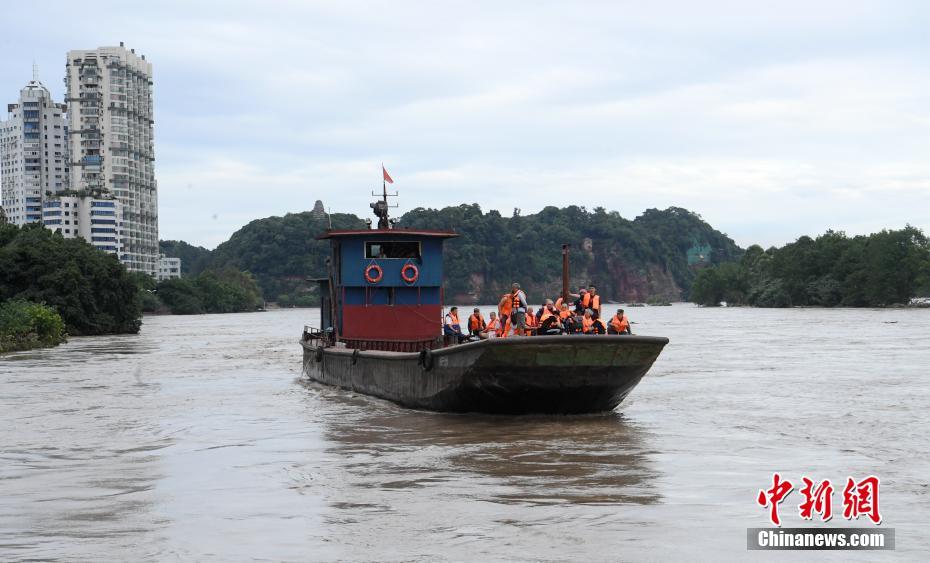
[481,311,501,339]
[525,307,538,334]
[581,309,594,334]
[609,309,632,335]
[498,314,514,338]
[538,299,562,335]
[574,288,589,314]
[510,282,529,336]
[558,303,574,333]
[468,307,486,337]
[587,285,602,319]
[498,292,513,326]
[444,306,464,343]
[590,311,607,334]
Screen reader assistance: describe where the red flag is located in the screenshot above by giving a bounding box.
[382,165,394,184]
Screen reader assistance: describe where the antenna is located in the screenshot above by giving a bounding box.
[32,62,39,82]
[370,165,398,230]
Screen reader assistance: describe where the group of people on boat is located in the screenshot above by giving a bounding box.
[443,283,633,342]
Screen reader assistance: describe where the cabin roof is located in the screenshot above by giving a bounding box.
[316,228,459,240]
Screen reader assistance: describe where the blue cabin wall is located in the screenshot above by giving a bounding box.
[338,236,443,287]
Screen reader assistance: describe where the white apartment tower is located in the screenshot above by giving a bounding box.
[66,43,158,275]
[0,74,69,225]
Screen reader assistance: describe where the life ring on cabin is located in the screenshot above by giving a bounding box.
[364,264,383,284]
[401,263,419,284]
[418,349,434,371]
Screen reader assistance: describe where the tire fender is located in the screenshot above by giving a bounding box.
[418,349,434,371]
[351,348,360,365]
[315,346,324,363]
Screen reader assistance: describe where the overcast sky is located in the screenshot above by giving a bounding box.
[3,1,928,249]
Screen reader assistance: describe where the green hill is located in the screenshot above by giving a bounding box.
[168,204,740,305]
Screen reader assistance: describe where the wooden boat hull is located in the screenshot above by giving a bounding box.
[301,335,669,414]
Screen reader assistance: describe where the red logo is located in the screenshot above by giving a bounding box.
[757,474,881,526]
[798,477,834,521]
[842,476,882,524]
[757,473,794,526]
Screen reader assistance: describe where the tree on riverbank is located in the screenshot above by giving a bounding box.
[151,268,263,315]
[0,300,66,353]
[0,224,142,334]
[690,226,930,307]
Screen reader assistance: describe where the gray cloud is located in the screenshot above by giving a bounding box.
[3,0,928,248]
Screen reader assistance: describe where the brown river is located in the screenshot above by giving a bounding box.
[1,305,928,561]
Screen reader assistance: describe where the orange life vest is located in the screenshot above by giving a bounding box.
[582,316,594,333]
[486,317,500,333]
[554,297,564,310]
[582,293,591,309]
[499,294,513,316]
[592,318,607,334]
[525,311,537,328]
[610,314,629,333]
[559,308,571,320]
[511,290,526,311]
[469,313,485,331]
[539,307,553,323]
[589,294,600,312]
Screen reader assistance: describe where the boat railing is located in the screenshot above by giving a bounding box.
[301,326,334,348]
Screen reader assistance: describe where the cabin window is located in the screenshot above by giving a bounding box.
[365,241,421,259]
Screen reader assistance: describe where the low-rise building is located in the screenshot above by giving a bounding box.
[156,253,181,281]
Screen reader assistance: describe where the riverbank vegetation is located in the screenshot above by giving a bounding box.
[0,300,66,353]
[690,227,930,307]
[141,268,263,315]
[0,224,142,335]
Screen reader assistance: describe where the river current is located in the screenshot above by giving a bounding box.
[1,305,928,561]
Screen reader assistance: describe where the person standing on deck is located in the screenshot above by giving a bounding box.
[574,288,589,314]
[587,285,602,320]
[609,309,632,335]
[510,283,529,336]
[468,307,486,337]
[498,292,512,328]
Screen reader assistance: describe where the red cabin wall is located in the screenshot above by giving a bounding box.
[341,305,441,341]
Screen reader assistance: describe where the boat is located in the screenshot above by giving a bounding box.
[300,183,668,414]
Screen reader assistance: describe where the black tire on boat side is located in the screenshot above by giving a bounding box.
[314,346,324,362]
[351,348,360,365]
[418,349,433,371]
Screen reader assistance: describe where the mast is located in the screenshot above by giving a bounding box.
[562,244,570,302]
[371,164,398,230]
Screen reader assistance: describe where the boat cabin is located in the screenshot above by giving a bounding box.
[315,228,458,351]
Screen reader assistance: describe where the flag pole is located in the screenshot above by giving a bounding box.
[382,163,389,227]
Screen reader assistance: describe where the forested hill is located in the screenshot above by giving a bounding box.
[164,204,741,305]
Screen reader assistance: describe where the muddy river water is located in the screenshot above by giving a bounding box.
[1,305,928,561]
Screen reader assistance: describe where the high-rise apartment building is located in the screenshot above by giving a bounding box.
[42,195,122,254]
[0,76,69,226]
[66,43,158,275]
